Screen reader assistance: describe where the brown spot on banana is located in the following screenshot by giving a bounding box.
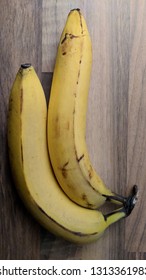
[54,115,61,137]
[69,33,79,39]
[61,33,68,44]
[76,69,80,85]
[82,193,87,201]
[77,154,84,162]
[61,161,69,178]
[62,169,67,178]
[78,9,84,34]
[61,33,80,45]
[61,33,84,56]
[69,9,84,35]
[73,107,75,114]
[63,161,69,168]
[88,164,93,179]
[82,193,94,208]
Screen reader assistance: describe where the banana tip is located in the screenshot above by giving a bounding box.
[124,185,139,217]
[21,63,31,69]
[70,8,80,12]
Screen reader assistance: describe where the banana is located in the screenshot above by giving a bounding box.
[7,64,136,243]
[47,9,123,209]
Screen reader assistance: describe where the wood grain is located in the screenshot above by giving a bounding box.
[0,0,146,259]
[126,0,146,253]
[0,0,42,260]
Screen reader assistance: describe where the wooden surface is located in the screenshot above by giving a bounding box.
[0,0,146,260]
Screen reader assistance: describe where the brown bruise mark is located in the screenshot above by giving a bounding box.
[61,33,68,44]
[62,169,67,178]
[61,161,69,178]
[61,32,84,56]
[76,69,80,85]
[76,42,83,85]
[82,193,87,201]
[63,161,69,168]
[73,107,75,115]
[82,193,94,208]
[69,33,79,39]
[77,154,84,162]
[88,164,93,179]
[55,115,60,137]
[78,9,84,34]
[61,33,80,45]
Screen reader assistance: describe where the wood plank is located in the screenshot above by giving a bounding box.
[126,0,146,253]
[0,0,42,259]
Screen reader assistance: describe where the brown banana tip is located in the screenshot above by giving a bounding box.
[21,63,31,69]
[70,8,80,12]
[124,185,139,217]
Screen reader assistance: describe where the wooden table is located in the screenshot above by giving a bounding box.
[0,0,146,260]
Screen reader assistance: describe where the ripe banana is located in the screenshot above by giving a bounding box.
[47,9,122,209]
[7,64,136,243]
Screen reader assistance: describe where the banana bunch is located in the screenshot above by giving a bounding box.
[7,9,138,243]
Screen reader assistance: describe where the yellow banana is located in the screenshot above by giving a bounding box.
[7,64,136,243]
[47,9,123,209]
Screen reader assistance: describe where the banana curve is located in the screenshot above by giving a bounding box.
[7,65,127,243]
[47,9,116,209]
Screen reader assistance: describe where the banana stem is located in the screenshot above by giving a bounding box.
[102,185,138,205]
[104,185,138,226]
[103,194,127,204]
[104,208,126,227]
[123,185,138,217]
